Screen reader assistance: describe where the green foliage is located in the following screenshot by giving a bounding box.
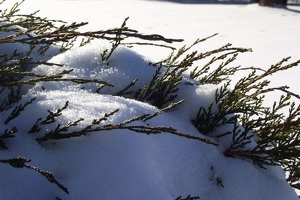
[31,101,216,145]
[1,0,300,197]
[129,37,250,108]
[0,0,184,195]
[192,57,300,188]
[101,17,129,63]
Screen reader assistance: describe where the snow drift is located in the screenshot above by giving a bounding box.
[0,42,298,199]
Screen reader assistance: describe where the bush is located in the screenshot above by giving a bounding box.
[1,0,300,197]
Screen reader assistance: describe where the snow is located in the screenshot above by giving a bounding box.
[1,0,300,199]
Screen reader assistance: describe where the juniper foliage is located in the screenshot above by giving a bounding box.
[192,57,300,188]
[1,0,300,197]
[0,0,184,195]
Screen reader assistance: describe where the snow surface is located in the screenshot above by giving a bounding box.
[0,0,300,199]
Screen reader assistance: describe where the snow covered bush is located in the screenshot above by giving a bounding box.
[0,1,300,199]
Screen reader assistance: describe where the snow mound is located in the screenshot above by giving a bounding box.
[0,43,298,200]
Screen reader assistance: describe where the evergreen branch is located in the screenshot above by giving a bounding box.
[4,97,36,124]
[191,54,300,189]
[119,113,150,126]
[134,57,186,108]
[84,109,120,130]
[115,78,138,96]
[260,86,300,100]
[0,156,69,194]
[34,108,217,146]
[175,195,200,200]
[143,99,185,122]
[176,43,251,70]
[36,123,218,146]
[28,118,42,133]
[101,17,129,62]
[0,86,22,112]
[225,118,254,152]
[0,127,17,149]
[0,26,183,45]
[41,101,69,124]
[1,69,114,88]
[122,42,177,50]
[234,58,300,91]
[26,164,69,194]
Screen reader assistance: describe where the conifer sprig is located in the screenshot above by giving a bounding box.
[4,97,35,124]
[0,156,69,194]
[34,107,217,146]
[0,126,17,149]
[192,57,300,188]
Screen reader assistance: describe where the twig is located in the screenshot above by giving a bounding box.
[0,156,69,194]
